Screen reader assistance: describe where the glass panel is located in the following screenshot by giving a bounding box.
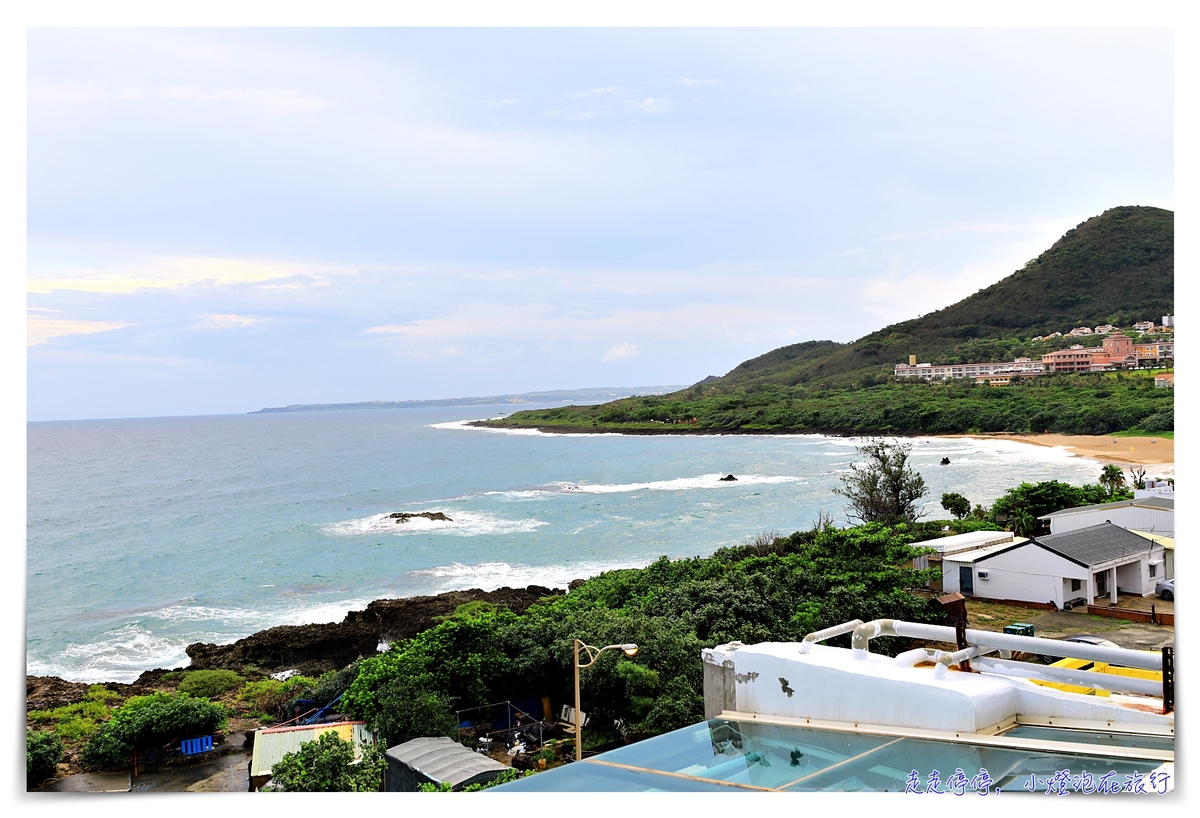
[1001,725,1174,752]
[491,759,736,792]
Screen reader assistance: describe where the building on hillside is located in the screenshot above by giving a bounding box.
[1094,324,1115,334]
[1086,331,1138,371]
[1068,326,1094,336]
[1155,373,1174,388]
[893,357,1045,380]
[1046,331,1063,338]
[940,523,1165,609]
[1133,321,1156,332]
[1041,346,1094,373]
[1136,342,1174,365]
[1038,496,1173,537]
[1136,478,1174,500]
[1162,315,1174,327]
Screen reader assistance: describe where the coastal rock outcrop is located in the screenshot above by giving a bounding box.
[719,474,738,481]
[389,511,452,523]
[184,585,561,676]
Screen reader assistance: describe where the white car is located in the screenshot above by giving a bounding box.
[1155,578,1174,601]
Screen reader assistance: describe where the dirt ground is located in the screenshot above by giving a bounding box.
[1023,609,1174,652]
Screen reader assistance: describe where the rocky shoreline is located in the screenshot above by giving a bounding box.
[28,584,564,710]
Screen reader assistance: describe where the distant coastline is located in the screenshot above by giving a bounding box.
[249,385,688,414]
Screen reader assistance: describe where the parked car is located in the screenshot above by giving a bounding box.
[1039,634,1120,664]
[1155,578,1174,601]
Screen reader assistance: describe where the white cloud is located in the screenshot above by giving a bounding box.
[571,86,618,98]
[28,257,334,294]
[439,346,463,356]
[679,78,721,86]
[602,343,640,361]
[159,86,327,114]
[486,98,520,107]
[28,317,128,347]
[636,97,673,113]
[194,314,264,329]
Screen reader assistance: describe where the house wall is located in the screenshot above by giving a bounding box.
[1047,507,1173,536]
[944,544,1087,609]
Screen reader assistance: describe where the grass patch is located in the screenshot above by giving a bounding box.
[27,688,119,741]
[1113,430,1173,439]
[177,669,246,699]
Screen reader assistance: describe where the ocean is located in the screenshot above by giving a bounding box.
[27,406,1102,683]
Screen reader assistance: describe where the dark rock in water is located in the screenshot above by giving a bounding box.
[719,474,738,481]
[183,585,562,676]
[940,457,951,466]
[389,511,452,523]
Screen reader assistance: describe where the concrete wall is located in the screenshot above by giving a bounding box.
[943,543,1085,608]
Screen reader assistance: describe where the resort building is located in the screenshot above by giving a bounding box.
[1163,315,1174,327]
[1041,346,1094,373]
[1094,324,1115,334]
[1136,342,1174,364]
[1133,321,1156,332]
[1155,373,1174,388]
[1067,326,1094,336]
[893,357,1045,380]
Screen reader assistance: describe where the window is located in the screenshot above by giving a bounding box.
[1150,564,1157,578]
[1071,579,1082,592]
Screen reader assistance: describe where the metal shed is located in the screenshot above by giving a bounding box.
[249,721,375,791]
[1040,497,1173,537]
[384,736,508,791]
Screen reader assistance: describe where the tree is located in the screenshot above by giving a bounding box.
[940,492,971,520]
[1010,508,1036,538]
[1128,466,1147,490]
[81,692,227,771]
[1099,464,1127,498]
[266,731,385,792]
[27,730,63,789]
[833,439,928,525]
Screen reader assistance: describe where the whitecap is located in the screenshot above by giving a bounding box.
[549,473,805,494]
[405,558,654,592]
[323,509,547,538]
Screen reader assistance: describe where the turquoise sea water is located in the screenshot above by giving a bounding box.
[27,406,1101,683]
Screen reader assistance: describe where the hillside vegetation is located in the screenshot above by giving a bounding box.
[485,206,1173,436]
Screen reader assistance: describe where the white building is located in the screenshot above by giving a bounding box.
[1094,324,1115,334]
[910,529,1020,591]
[940,523,1165,609]
[1039,496,1173,537]
[1162,315,1174,327]
[894,357,1045,380]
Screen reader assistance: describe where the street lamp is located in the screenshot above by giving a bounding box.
[573,639,639,761]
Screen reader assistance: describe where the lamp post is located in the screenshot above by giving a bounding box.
[573,639,639,761]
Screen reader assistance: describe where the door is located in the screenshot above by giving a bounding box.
[1094,571,1107,597]
[960,566,974,596]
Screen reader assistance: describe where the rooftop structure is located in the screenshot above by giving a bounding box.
[497,623,1174,792]
[1039,497,1173,537]
[250,721,375,790]
[384,736,508,791]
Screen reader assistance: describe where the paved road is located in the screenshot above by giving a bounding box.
[41,751,251,793]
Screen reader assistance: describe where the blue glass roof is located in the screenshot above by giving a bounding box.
[492,717,1171,793]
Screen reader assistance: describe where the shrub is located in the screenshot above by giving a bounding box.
[27,687,118,742]
[27,730,63,788]
[81,692,226,770]
[372,674,458,748]
[237,676,315,719]
[265,732,384,792]
[1140,409,1173,432]
[312,661,361,709]
[178,669,245,699]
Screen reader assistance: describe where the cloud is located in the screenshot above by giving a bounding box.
[28,257,329,294]
[679,78,721,86]
[159,86,326,114]
[602,343,640,361]
[193,314,264,329]
[571,86,619,98]
[486,98,520,107]
[439,346,462,356]
[635,98,673,113]
[28,317,128,347]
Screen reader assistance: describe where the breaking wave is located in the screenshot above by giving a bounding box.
[323,509,547,538]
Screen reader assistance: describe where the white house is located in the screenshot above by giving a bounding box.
[910,529,1020,591]
[940,523,1164,610]
[1039,496,1173,537]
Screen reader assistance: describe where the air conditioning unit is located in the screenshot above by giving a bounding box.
[977,571,989,580]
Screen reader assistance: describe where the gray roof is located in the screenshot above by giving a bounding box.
[385,736,506,786]
[1029,523,1163,568]
[1039,496,1173,520]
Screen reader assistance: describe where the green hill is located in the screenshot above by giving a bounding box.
[701,205,1172,393]
[482,205,1173,436]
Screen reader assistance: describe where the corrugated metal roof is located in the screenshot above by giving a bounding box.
[251,721,374,777]
[1131,530,1174,550]
[1031,523,1163,568]
[912,530,1015,555]
[1040,497,1173,520]
[385,736,507,787]
[942,538,1028,563]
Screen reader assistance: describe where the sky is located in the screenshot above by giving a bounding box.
[26,27,1174,421]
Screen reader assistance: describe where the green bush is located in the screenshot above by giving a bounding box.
[27,730,63,788]
[27,686,118,742]
[178,669,245,699]
[237,676,315,719]
[81,692,226,770]
[265,732,385,792]
[1139,409,1173,432]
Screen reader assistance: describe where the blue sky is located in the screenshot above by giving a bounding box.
[26,27,1173,420]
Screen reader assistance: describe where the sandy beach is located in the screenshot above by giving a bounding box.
[947,433,1174,476]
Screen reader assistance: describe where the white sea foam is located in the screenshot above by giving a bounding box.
[405,559,653,592]
[548,473,805,494]
[323,509,547,538]
[27,624,193,684]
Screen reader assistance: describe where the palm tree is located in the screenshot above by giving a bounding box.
[1099,464,1126,498]
[1011,508,1036,538]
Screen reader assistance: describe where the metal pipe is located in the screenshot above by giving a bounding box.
[848,618,1161,671]
[935,645,995,667]
[972,657,1162,697]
